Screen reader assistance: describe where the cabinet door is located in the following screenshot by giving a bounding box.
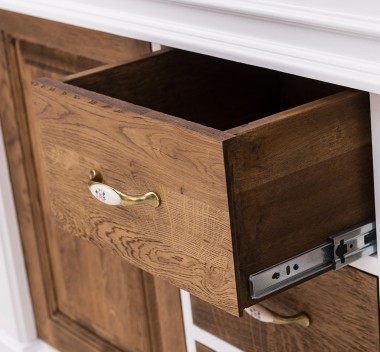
[0,11,185,352]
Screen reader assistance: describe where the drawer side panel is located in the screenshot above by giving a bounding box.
[224,90,375,311]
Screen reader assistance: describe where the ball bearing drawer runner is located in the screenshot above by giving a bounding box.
[31,49,374,316]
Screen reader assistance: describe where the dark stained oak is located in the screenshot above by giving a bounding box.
[225,90,375,308]
[196,342,215,352]
[32,49,374,316]
[192,268,380,352]
[66,50,342,132]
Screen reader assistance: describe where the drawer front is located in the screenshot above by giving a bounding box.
[192,268,380,352]
[32,49,374,316]
[32,78,237,314]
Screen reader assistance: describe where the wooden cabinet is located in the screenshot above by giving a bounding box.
[0,11,185,352]
[0,9,378,352]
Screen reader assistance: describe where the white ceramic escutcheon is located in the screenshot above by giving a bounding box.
[89,184,121,206]
[244,305,274,323]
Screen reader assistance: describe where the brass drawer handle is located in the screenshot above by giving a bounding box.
[245,304,310,327]
[88,170,160,208]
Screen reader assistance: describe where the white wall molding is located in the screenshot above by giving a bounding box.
[369,93,380,274]
[369,93,380,308]
[0,124,35,343]
[159,0,380,38]
[180,290,243,352]
[0,125,56,352]
[0,331,56,352]
[1,0,380,93]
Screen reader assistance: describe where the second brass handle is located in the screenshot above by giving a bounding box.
[245,304,310,327]
[88,170,160,208]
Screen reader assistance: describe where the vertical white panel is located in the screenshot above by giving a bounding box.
[369,93,380,262]
[0,123,36,343]
[181,290,243,352]
[180,290,197,352]
[349,93,380,275]
[150,42,162,51]
[369,93,380,308]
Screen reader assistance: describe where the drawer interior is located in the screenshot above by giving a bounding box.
[65,50,344,131]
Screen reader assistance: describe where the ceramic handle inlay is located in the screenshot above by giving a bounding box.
[245,304,310,327]
[88,170,160,208]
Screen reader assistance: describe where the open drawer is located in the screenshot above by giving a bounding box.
[31,49,374,316]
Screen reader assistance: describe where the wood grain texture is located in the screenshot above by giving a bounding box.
[33,49,373,316]
[0,10,151,63]
[192,268,380,352]
[142,273,186,352]
[20,40,103,78]
[49,226,152,351]
[0,31,57,337]
[196,342,215,352]
[224,90,375,310]
[17,34,155,352]
[32,76,238,314]
[0,13,185,352]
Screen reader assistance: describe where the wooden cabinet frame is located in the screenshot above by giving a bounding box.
[0,10,186,352]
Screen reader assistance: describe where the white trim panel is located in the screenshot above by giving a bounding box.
[0,124,36,343]
[370,93,380,261]
[369,92,380,311]
[0,331,57,352]
[0,125,57,352]
[1,1,380,93]
[180,290,243,352]
[159,0,380,38]
[350,255,380,277]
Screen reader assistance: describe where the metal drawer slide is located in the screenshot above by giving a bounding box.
[249,221,376,299]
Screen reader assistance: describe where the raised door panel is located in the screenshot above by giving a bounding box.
[19,41,152,352]
[0,12,186,352]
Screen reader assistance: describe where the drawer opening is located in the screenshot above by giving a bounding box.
[66,50,344,132]
[33,47,374,317]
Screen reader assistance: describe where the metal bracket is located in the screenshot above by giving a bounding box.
[330,221,376,269]
[249,221,376,299]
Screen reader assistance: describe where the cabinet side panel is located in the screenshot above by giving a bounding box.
[224,91,375,310]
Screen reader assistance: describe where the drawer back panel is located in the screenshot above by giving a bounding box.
[66,50,343,131]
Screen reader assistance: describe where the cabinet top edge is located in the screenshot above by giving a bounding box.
[1,1,380,92]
